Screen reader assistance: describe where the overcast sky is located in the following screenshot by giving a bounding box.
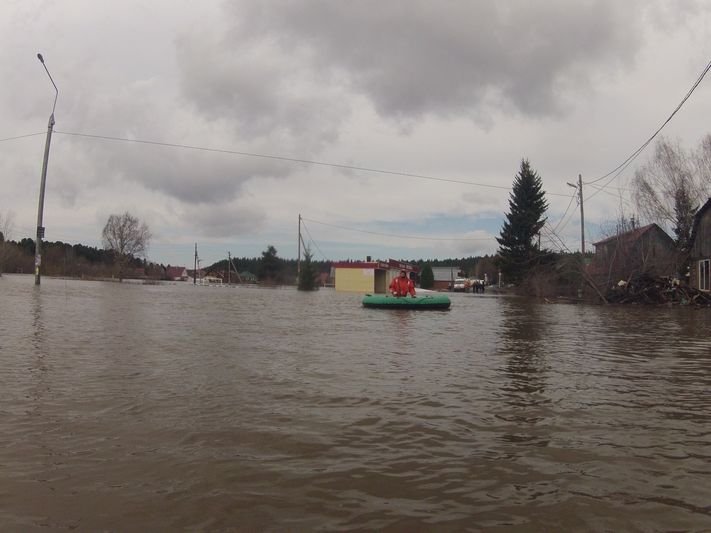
[2,0,711,267]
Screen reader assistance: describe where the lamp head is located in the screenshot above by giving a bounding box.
[37,53,44,64]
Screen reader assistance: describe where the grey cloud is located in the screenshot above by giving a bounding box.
[58,74,295,205]
[85,140,290,204]
[210,0,650,121]
[184,202,267,238]
[175,29,349,143]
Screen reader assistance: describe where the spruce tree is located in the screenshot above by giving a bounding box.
[673,185,696,250]
[297,248,318,291]
[420,264,435,289]
[259,245,281,282]
[496,159,549,285]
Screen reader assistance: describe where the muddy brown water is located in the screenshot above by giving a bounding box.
[1,274,710,531]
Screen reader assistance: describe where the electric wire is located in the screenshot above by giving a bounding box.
[55,130,575,197]
[585,55,711,187]
[301,217,496,242]
[550,192,577,234]
[586,181,634,206]
[299,219,330,262]
[0,132,45,142]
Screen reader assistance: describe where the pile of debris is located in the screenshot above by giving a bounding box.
[605,275,711,306]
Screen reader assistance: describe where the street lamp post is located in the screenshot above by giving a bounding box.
[35,53,58,286]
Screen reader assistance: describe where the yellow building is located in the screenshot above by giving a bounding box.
[333,259,418,293]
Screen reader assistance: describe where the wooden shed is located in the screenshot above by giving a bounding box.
[591,223,677,282]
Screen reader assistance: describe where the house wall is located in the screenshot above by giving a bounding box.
[433,280,451,291]
[644,231,677,277]
[690,209,711,290]
[691,211,711,258]
[593,227,677,280]
[335,267,375,293]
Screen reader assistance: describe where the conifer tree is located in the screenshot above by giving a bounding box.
[420,264,434,289]
[673,185,696,250]
[297,248,318,291]
[496,159,549,285]
[259,245,281,282]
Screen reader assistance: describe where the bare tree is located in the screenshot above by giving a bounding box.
[0,210,15,276]
[692,133,711,197]
[632,137,705,246]
[102,212,151,281]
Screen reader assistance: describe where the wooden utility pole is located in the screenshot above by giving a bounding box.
[297,214,302,278]
[229,255,243,283]
[567,174,585,257]
[193,243,198,285]
[578,173,585,257]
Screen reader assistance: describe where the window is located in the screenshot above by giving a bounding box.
[700,259,710,291]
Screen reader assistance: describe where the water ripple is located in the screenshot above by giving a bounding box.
[1,276,710,530]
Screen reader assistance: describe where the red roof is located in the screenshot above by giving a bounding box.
[166,266,187,278]
[332,259,419,273]
[593,224,672,247]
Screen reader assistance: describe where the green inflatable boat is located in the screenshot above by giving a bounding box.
[362,294,451,310]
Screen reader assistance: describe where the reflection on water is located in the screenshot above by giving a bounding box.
[498,301,550,449]
[1,274,710,531]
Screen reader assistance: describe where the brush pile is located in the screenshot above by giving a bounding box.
[605,274,711,306]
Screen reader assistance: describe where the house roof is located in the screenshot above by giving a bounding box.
[332,259,419,273]
[166,266,187,277]
[593,223,673,247]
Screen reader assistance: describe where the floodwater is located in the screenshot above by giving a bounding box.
[1,274,710,532]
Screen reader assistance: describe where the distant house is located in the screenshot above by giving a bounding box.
[240,271,258,283]
[688,197,711,291]
[186,269,205,281]
[333,258,419,293]
[166,266,189,281]
[591,223,677,282]
[430,266,463,291]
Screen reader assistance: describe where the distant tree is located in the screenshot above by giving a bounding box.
[259,245,281,282]
[496,159,549,285]
[632,138,704,247]
[420,264,434,289]
[297,248,318,291]
[102,211,151,281]
[673,185,696,249]
[0,210,14,276]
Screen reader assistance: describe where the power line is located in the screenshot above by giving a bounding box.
[55,130,574,197]
[550,191,577,234]
[302,217,497,242]
[585,55,711,187]
[0,132,45,142]
[586,181,633,206]
[299,219,330,262]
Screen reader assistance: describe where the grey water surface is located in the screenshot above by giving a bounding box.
[1,274,710,531]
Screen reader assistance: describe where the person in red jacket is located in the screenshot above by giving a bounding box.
[390,270,416,297]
